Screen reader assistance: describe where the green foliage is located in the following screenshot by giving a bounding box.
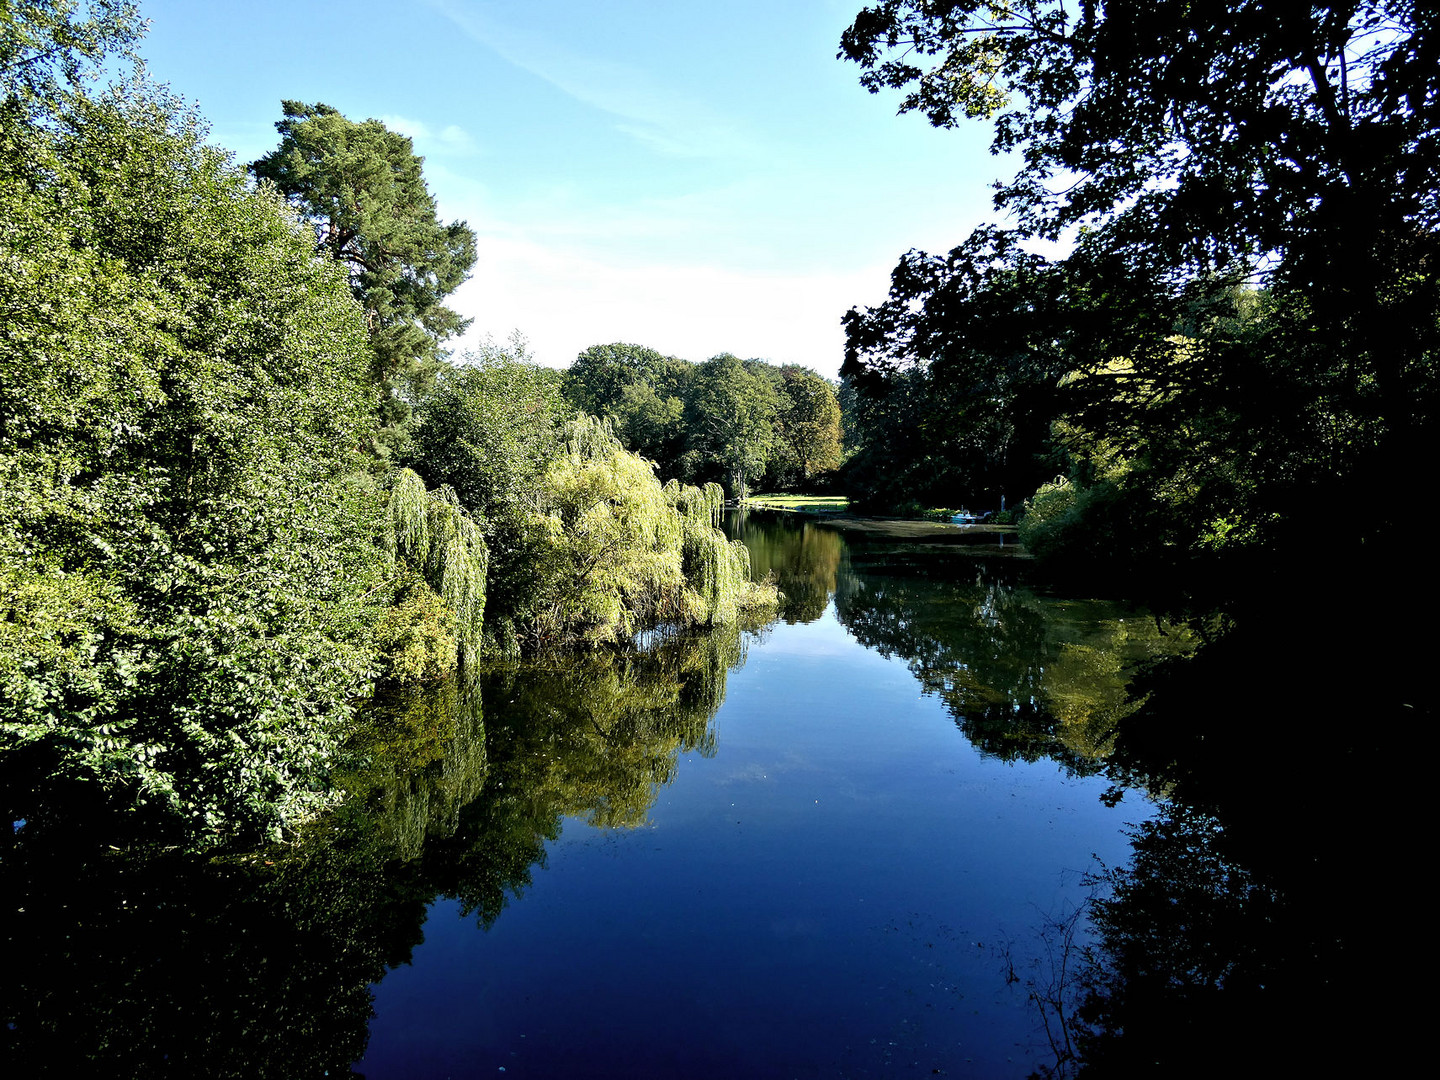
[404,345,775,650]
[405,342,565,525]
[403,341,566,635]
[381,469,488,672]
[387,466,431,564]
[372,573,458,685]
[563,342,678,416]
[507,417,772,647]
[537,416,691,645]
[251,100,477,442]
[0,62,389,846]
[424,487,489,667]
[561,342,693,480]
[0,1,145,114]
[765,365,845,491]
[839,231,1074,513]
[666,477,725,531]
[562,342,844,496]
[1016,477,1077,551]
[681,353,781,499]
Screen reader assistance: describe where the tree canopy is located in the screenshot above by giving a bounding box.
[251,101,478,439]
[1,73,389,846]
[841,1,1438,260]
[771,365,844,488]
[680,354,782,500]
[0,0,145,113]
[839,1,1440,607]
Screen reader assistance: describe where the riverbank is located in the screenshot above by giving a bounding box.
[743,499,1024,551]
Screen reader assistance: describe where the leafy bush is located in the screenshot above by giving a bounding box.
[373,575,458,685]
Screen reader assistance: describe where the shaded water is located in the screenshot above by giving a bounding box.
[3,512,1199,1078]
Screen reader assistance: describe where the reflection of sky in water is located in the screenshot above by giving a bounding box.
[361,600,1152,1080]
[747,598,856,656]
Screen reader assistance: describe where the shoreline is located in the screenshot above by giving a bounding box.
[740,504,1026,551]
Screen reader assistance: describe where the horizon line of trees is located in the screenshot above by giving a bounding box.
[560,342,845,500]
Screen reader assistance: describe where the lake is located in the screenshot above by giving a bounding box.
[351,510,1186,1079]
[3,510,1260,1078]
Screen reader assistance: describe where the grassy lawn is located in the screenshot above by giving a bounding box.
[745,493,850,513]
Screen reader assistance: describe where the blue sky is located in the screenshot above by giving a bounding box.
[134,0,1008,377]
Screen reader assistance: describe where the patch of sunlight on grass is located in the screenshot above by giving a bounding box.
[745,494,849,513]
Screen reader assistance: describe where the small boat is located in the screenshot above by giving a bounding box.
[950,510,990,525]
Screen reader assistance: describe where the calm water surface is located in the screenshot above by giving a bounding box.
[3,511,1194,1079]
[356,513,1171,1079]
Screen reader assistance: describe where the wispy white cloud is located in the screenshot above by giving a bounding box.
[425,0,753,159]
[378,114,479,156]
[438,124,477,153]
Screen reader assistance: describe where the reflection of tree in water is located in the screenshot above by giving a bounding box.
[349,678,489,860]
[437,625,752,927]
[832,550,1190,772]
[726,509,843,623]
[1070,615,1410,1076]
[0,804,425,1077]
[1074,805,1287,1077]
[1014,801,1364,1079]
[0,625,754,1077]
[1008,619,1412,1077]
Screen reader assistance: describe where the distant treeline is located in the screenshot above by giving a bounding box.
[561,343,843,500]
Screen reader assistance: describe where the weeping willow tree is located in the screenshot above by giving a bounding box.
[380,469,489,678]
[664,478,725,529]
[521,416,776,648]
[664,477,767,628]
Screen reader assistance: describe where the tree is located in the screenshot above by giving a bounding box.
[402,343,567,638]
[563,342,674,416]
[769,366,844,490]
[251,101,478,440]
[681,354,781,499]
[839,1,1440,602]
[0,0,145,114]
[1,75,388,846]
[405,344,565,527]
[841,1,1438,265]
[562,342,694,479]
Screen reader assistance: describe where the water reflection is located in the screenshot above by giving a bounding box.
[0,625,756,1077]
[3,512,1270,1079]
[727,507,843,623]
[729,511,1192,774]
[842,562,1192,771]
